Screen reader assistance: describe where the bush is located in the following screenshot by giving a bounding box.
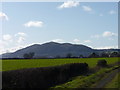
[2,63,89,89]
[97,59,107,67]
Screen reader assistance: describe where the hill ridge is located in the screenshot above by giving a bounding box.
[1,42,119,58]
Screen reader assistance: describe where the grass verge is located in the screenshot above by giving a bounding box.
[104,72,120,88]
[51,65,120,88]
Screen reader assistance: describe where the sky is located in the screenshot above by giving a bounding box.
[0,2,118,54]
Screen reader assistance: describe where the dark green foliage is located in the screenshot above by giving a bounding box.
[100,52,109,57]
[2,63,89,89]
[97,59,107,67]
[89,52,99,58]
[110,52,119,57]
[23,53,29,59]
[79,54,83,58]
[55,55,61,58]
[66,53,72,58]
[23,52,35,59]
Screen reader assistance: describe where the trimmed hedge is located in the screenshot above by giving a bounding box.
[2,63,89,89]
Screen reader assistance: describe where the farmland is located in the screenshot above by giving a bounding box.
[2,57,120,88]
[1,57,119,71]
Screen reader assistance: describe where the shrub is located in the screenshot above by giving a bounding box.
[97,59,107,67]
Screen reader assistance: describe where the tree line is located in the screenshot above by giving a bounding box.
[23,51,120,59]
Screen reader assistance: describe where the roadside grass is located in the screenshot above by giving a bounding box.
[105,71,120,88]
[0,60,1,71]
[51,65,120,88]
[1,57,119,71]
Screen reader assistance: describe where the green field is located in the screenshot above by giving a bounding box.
[1,57,119,71]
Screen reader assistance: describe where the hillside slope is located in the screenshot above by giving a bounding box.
[1,42,119,58]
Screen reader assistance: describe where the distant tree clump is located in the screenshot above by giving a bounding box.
[100,52,109,57]
[79,54,83,58]
[88,52,99,58]
[110,52,119,57]
[66,53,72,58]
[23,53,29,59]
[23,52,35,59]
[118,52,120,57]
[97,59,107,67]
[55,55,61,58]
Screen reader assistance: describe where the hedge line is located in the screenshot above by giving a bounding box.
[2,63,89,89]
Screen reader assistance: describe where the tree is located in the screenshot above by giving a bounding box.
[79,54,83,58]
[88,52,99,58]
[29,52,35,59]
[23,52,35,59]
[23,53,29,59]
[110,52,119,57]
[66,53,72,58]
[55,55,61,59]
[118,52,120,57]
[100,52,109,57]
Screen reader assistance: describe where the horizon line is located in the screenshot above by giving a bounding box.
[0,41,118,55]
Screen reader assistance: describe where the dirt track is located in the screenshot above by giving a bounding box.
[95,67,120,88]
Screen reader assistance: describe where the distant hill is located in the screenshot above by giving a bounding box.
[1,42,119,59]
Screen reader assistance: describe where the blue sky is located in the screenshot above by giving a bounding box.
[0,2,118,54]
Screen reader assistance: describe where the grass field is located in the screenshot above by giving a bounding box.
[1,57,119,71]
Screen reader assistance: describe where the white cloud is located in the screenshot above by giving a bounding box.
[24,21,43,27]
[82,5,92,12]
[102,31,117,37]
[91,31,117,39]
[0,39,10,54]
[0,40,8,47]
[0,45,27,54]
[73,39,80,44]
[95,46,118,49]
[58,1,79,9]
[0,12,9,20]
[51,39,64,43]
[84,40,92,43]
[17,37,25,43]
[3,34,12,41]
[0,43,43,54]
[109,10,116,15]
[14,32,27,44]
[15,32,27,37]
[0,32,28,54]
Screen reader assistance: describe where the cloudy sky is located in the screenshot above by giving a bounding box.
[0,2,118,54]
